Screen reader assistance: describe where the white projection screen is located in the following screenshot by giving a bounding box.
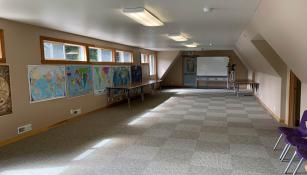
[197,57,229,76]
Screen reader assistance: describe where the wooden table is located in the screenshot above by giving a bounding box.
[233,80,259,96]
[106,80,162,108]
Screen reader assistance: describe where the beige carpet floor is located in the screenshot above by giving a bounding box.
[0,89,303,175]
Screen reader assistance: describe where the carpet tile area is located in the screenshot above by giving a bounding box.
[0,89,303,175]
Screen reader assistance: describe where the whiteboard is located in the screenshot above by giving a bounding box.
[197,57,229,76]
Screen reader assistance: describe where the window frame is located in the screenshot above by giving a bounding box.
[115,50,134,64]
[40,36,89,64]
[40,36,146,66]
[148,54,156,76]
[0,29,6,63]
[141,52,157,79]
[141,53,149,64]
[88,46,115,64]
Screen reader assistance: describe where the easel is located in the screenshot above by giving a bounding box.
[227,64,236,89]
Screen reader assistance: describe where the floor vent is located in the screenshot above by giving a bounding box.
[17,124,32,134]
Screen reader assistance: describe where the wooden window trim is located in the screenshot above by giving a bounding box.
[91,62,133,66]
[141,53,150,64]
[40,36,90,64]
[40,36,155,66]
[155,52,158,80]
[88,46,115,64]
[148,53,157,77]
[115,50,134,64]
[0,29,6,63]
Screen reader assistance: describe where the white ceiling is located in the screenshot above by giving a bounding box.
[0,0,260,51]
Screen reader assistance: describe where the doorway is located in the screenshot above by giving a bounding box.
[288,71,301,127]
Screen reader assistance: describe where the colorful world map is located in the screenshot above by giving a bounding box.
[28,65,66,102]
[92,66,113,95]
[66,65,93,97]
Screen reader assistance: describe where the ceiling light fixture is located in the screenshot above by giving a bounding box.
[203,7,212,13]
[167,33,188,42]
[122,7,164,27]
[184,42,198,48]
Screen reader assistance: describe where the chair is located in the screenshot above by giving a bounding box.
[284,142,307,174]
[273,110,307,150]
[279,135,307,162]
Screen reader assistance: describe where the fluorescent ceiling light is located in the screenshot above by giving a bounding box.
[167,33,188,42]
[184,42,198,48]
[203,7,212,13]
[122,7,164,27]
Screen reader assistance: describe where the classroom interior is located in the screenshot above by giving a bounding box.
[1,0,307,174]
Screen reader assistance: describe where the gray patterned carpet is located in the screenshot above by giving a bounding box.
[0,89,305,175]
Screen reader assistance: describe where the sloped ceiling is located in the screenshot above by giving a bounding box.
[252,39,287,78]
[247,0,307,82]
[235,31,278,76]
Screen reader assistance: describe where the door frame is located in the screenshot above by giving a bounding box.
[288,71,301,127]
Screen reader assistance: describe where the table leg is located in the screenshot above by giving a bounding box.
[107,88,110,103]
[141,87,144,102]
[125,89,131,108]
[151,83,155,94]
[233,83,236,94]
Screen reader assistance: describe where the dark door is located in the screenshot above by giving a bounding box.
[183,57,197,87]
[289,71,301,127]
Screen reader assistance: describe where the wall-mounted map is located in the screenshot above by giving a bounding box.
[112,66,131,87]
[0,65,12,115]
[92,66,113,95]
[66,65,92,97]
[131,65,142,84]
[28,65,66,103]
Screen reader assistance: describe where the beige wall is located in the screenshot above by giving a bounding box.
[162,50,248,86]
[251,0,307,83]
[157,51,180,79]
[235,32,278,76]
[236,0,307,118]
[0,18,154,142]
[254,72,282,117]
[252,40,288,120]
[301,83,307,118]
[163,56,183,87]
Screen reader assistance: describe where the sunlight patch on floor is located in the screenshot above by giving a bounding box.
[0,166,68,175]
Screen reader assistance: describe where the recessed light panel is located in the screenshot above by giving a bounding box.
[167,33,188,42]
[203,7,212,13]
[184,42,198,48]
[122,7,164,27]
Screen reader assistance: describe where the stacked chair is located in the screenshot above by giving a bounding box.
[273,110,307,174]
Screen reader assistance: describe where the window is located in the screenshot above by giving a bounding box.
[41,37,87,63]
[115,50,133,63]
[141,53,149,63]
[0,29,5,62]
[89,47,113,62]
[149,54,156,75]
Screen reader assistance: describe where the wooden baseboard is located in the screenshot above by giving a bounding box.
[255,96,285,124]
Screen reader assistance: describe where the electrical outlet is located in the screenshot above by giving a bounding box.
[17,124,32,134]
[70,108,81,116]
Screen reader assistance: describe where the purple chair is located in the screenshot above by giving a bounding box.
[279,135,307,162]
[284,141,307,174]
[274,110,307,151]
